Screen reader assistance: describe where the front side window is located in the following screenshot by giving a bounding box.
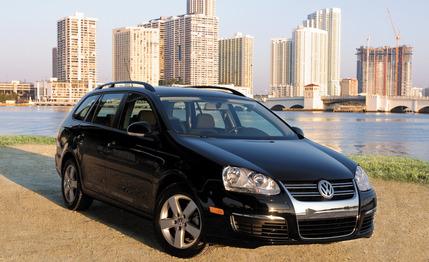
[120,93,157,130]
[73,95,99,121]
[92,93,124,128]
[160,96,297,140]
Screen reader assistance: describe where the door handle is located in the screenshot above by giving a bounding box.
[76,134,85,144]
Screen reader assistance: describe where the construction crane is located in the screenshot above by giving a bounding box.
[387,8,401,47]
[387,8,400,96]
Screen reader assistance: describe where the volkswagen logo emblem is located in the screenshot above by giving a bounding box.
[318,180,334,199]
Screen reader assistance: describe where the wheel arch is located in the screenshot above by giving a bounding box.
[60,150,80,178]
[155,171,192,200]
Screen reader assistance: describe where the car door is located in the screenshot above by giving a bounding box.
[81,92,126,195]
[102,92,166,211]
[70,94,100,192]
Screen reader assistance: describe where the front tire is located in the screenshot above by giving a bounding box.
[154,184,207,258]
[61,159,93,211]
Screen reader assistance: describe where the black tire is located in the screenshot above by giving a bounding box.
[61,159,93,211]
[154,183,207,258]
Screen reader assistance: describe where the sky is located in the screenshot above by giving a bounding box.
[1,0,429,94]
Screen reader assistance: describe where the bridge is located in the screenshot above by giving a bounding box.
[262,97,305,111]
[366,95,429,113]
[262,95,429,113]
[262,96,366,111]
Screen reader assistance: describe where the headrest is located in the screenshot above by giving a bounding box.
[196,113,215,129]
[138,110,157,126]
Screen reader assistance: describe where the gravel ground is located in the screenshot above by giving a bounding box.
[0,144,428,262]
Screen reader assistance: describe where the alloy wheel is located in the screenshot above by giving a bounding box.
[63,165,78,203]
[159,194,202,249]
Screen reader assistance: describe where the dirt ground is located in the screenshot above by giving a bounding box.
[0,144,428,262]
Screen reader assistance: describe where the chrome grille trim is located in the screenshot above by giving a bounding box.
[283,180,356,201]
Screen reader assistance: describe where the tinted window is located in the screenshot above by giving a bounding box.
[120,93,157,130]
[73,95,99,121]
[172,102,187,122]
[93,93,124,128]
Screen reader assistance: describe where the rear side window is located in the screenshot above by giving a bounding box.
[73,95,99,121]
[92,93,125,128]
[172,102,187,122]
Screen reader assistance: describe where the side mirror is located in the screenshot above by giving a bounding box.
[292,126,304,137]
[127,121,152,137]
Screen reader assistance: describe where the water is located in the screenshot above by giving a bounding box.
[0,106,72,136]
[0,106,428,161]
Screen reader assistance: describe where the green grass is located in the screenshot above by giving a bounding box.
[351,155,429,185]
[0,135,427,185]
[0,136,56,146]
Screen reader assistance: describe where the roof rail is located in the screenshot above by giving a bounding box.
[95,81,155,92]
[185,86,246,97]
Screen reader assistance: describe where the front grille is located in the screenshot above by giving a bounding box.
[298,217,357,239]
[359,213,375,234]
[231,215,289,242]
[283,179,356,201]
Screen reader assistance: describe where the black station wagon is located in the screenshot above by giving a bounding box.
[55,81,377,258]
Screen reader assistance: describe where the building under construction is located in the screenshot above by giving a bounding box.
[356,45,413,96]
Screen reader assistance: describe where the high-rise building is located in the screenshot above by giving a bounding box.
[140,17,167,82]
[270,38,293,97]
[165,14,219,85]
[340,78,358,96]
[57,12,97,84]
[112,27,160,86]
[187,0,215,17]
[52,47,58,78]
[293,26,328,97]
[304,8,341,96]
[356,46,413,96]
[219,33,254,94]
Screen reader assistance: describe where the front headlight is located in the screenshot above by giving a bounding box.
[222,166,280,195]
[355,166,372,191]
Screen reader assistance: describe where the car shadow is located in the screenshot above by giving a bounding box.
[0,146,277,252]
[0,146,160,251]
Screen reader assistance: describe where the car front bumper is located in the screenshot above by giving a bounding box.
[200,183,377,244]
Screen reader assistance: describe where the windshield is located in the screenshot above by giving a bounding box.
[160,96,298,140]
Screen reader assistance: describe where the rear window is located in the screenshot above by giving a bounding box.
[73,95,99,121]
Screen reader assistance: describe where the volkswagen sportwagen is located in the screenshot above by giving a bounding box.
[55,81,377,258]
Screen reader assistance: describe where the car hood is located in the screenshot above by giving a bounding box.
[175,136,357,182]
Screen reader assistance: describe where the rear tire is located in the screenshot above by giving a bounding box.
[154,184,207,258]
[61,159,93,211]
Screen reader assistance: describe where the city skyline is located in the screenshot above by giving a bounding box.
[1,0,429,94]
[270,8,340,98]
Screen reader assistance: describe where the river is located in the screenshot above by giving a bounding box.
[0,106,428,161]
